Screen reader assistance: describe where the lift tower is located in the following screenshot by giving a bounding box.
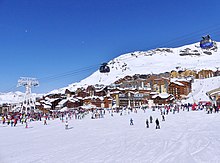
[17,77,39,114]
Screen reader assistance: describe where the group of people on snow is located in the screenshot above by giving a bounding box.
[130,115,162,129]
[1,102,220,131]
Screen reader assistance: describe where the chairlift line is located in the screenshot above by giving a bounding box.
[39,64,99,82]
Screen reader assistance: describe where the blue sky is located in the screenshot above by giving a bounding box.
[0,0,220,93]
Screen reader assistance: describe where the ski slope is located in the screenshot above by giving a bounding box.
[185,76,220,103]
[1,109,220,163]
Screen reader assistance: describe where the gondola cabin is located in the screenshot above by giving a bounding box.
[200,35,214,49]
[99,63,110,73]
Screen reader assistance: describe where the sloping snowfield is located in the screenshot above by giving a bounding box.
[1,109,220,163]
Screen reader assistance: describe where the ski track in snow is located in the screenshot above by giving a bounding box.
[1,110,220,163]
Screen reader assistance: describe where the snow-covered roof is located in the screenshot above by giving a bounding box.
[172,81,184,86]
[110,91,121,94]
[150,92,158,95]
[44,101,52,106]
[171,77,192,83]
[152,93,172,99]
[58,99,68,105]
[35,102,41,106]
[83,96,104,101]
[81,104,96,109]
[60,107,69,112]
[43,104,51,109]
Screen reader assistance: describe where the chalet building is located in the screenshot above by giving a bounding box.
[67,98,82,108]
[86,86,96,96]
[65,89,75,97]
[170,70,179,78]
[45,97,62,110]
[171,70,197,78]
[0,104,11,114]
[180,70,197,78]
[35,96,62,111]
[57,97,81,109]
[45,93,63,99]
[151,93,174,105]
[114,75,133,85]
[168,80,191,99]
[197,69,214,79]
[145,76,169,93]
[85,85,108,97]
[83,96,112,108]
[94,86,108,97]
[37,99,52,110]
[109,89,123,108]
[118,91,148,108]
[119,78,147,90]
[103,96,113,108]
[76,88,89,98]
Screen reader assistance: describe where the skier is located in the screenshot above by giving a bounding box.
[21,118,24,124]
[65,120,68,130]
[10,119,14,127]
[162,114,165,121]
[44,119,47,125]
[2,116,5,124]
[7,119,10,125]
[25,121,28,128]
[146,119,149,128]
[150,116,153,123]
[155,118,160,129]
[166,109,169,115]
[14,119,17,127]
[130,118,134,125]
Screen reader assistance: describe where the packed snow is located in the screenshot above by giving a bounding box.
[1,109,220,163]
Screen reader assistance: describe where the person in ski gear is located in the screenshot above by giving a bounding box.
[162,115,165,121]
[150,116,153,123]
[7,119,10,125]
[44,119,47,125]
[10,119,14,127]
[130,118,134,125]
[2,116,5,124]
[14,119,17,126]
[65,120,68,130]
[146,119,149,128]
[155,118,160,129]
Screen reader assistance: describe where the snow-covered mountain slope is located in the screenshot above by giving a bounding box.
[0,92,25,104]
[50,42,220,94]
[0,92,41,104]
